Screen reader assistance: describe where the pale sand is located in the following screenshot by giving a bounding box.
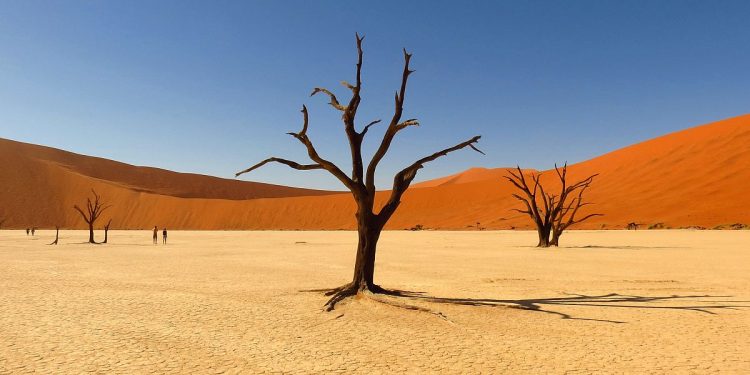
[1,230,748,374]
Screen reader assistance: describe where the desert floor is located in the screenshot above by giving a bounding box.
[0,230,748,374]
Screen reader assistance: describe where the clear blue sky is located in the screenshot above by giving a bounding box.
[1,1,748,190]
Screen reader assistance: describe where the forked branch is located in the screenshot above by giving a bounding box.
[239,105,355,189]
[310,87,346,111]
[555,180,602,232]
[378,136,483,219]
[73,189,110,225]
[506,164,601,247]
[361,119,382,135]
[365,48,416,193]
[237,35,483,311]
[236,157,323,177]
[397,136,483,184]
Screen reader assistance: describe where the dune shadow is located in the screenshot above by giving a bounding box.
[375,290,749,324]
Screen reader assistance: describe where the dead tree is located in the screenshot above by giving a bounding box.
[505,163,601,247]
[48,226,59,245]
[236,34,483,310]
[103,219,112,244]
[73,189,111,244]
[549,165,600,246]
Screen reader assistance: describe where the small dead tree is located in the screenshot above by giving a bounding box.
[103,219,112,244]
[236,35,483,310]
[73,189,111,244]
[505,163,601,247]
[48,226,59,245]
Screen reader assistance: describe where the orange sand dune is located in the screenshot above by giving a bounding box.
[412,167,515,188]
[0,138,333,201]
[398,114,750,229]
[0,138,335,229]
[1,114,749,230]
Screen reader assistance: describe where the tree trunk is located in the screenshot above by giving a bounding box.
[103,227,109,244]
[88,224,95,244]
[49,227,59,245]
[350,212,382,291]
[537,225,552,247]
[550,229,561,247]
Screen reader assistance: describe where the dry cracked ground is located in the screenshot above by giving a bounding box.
[1,230,748,374]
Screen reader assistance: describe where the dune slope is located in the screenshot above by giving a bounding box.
[1,114,748,230]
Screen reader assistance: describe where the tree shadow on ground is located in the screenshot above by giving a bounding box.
[565,245,688,250]
[515,245,688,250]
[373,290,750,323]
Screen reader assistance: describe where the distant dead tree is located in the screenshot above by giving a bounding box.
[48,226,59,245]
[103,219,112,244]
[505,163,601,247]
[236,34,483,310]
[626,222,641,230]
[73,189,111,244]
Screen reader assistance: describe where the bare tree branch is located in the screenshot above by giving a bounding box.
[310,88,346,111]
[360,119,382,136]
[73,189,110,244]
[399,136,482,183]
[469,144,486,155]
[341,81,355,91]
[73,205,90,224]
[556,181,602,232]
[365,48,415,194]
[240,105,355,190]
[395,119,419,130]
[378,135,482,219]
[307,33,367,186]
[346,33,364,111]
[510,194,534,217]
[507,163,601,247]
[286,105,310,138]
[236,35,483,308]
[236,157,323,177]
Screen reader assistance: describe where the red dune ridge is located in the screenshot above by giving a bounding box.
[1,115,749,230]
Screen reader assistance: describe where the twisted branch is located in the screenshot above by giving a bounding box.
[506,164,601,246]
[73,189,110,225]
[365,48,415,194]
[310,88,346,111]
[378,136,483,220]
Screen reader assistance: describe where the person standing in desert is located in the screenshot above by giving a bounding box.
[152,226,158,245]
[162,228,167,245]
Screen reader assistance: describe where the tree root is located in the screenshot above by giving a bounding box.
[323,284,359,311]
[324,283,355,296]
[318,283,452,322]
